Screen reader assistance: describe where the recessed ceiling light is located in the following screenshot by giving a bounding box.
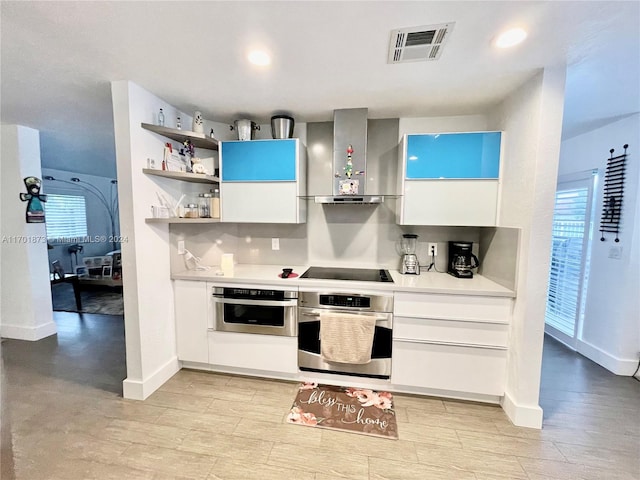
[248,50,271,66]
[495,27,527,48]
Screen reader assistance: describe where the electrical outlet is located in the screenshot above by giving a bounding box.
[271,238,280,251]
[427,242,438,257]
[608,246,622,259]
[177,240,185,255]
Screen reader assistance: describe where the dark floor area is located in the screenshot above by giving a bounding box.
[2,311,126,394]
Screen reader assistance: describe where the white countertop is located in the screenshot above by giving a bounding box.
[172,264,515,297]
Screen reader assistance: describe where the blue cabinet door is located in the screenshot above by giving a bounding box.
[406,132,501,179]
[221,139,297,182]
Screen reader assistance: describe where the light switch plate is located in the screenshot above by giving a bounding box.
[272,238,280,251]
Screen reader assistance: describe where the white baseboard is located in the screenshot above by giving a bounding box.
[501,391,543,429]
[0,321,57,341]
[122,356,180,400]
[577,339,639,376]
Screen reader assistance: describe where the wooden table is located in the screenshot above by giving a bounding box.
[50,274,82,310]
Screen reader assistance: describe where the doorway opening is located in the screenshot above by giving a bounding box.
[545,170,598,349]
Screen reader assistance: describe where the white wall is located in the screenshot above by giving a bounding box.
[489,66,567,428]
[0,125,56,340]
[558,114,640,374]
[111,81,186,399]
[43,168,120,273]
[398,114,490,136]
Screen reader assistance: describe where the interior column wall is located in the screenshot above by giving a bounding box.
[489,66,567,428]
[111,81,181,399]
[0,125,56,340]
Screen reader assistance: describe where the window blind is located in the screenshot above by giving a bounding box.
[45,194,88,240]
[545,187,589,337]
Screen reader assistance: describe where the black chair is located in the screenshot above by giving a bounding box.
[50,261,82,310]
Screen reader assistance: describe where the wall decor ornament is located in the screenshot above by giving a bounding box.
[336,144,365,195]
[193,111,204,133]
[599,144,628,242]
[19,176,47,223]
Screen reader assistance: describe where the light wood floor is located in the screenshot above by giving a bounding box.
[2,312,639,479]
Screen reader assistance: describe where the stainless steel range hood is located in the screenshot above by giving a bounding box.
[314,108,384,205]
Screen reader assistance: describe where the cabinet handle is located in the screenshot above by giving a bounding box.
[212,297,298,308]
[394,337,507,350]
[394,313,509,325]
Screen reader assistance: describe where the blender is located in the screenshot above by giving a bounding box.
[400,234,420,275]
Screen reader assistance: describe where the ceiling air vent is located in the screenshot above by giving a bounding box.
[387,23,455,64]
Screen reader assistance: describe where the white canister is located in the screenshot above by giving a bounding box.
[151,205,170,218]
[220,253,234,276]
[193,111,204,133]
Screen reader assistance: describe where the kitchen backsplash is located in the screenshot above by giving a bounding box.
[169,216,482,273]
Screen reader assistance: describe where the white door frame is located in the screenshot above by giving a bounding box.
[545,170,597,349]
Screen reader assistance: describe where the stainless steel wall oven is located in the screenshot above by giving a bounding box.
[212,287,297,336]
[297,291,393,379]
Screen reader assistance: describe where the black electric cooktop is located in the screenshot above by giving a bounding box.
[300,267,393,283]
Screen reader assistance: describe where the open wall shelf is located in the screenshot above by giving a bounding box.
[142,169,219,184]
[145,217,221,224]
[141,123,219,150]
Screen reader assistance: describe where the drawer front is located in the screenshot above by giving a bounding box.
[394,316,508,348]
[401,180,499,226]
[392,340,506,395]
[208,331,298,374]
[221,182,300,223]
[394,292,512,323]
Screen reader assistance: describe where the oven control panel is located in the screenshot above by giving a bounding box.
[319,294,371,308]
[299,291,393,312]
[213,287,298,300]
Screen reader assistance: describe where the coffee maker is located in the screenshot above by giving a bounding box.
[448,241,480,278]
[400,234,420,275]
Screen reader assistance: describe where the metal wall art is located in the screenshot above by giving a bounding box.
[600,144,628,242]
[19,176,47,223]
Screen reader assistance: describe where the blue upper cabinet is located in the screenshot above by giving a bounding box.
[219,138,307,224]
[221,139,297,182]
[405,132,501,179]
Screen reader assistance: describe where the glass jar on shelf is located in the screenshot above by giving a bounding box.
[198,193,212,218]
[184,203,199,218]
[211,189,220,219]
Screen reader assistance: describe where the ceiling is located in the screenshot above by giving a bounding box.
[1,1,639,178]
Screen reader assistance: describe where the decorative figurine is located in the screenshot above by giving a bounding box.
[344,144,354,178]
[19,176,47,223]
[337,145,364,195]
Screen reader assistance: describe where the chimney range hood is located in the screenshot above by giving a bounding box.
[314,108,384,205]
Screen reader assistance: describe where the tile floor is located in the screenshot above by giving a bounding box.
[1,311,639,479]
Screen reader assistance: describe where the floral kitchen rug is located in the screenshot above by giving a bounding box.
[286,383,398,439]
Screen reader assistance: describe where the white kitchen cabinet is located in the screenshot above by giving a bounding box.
[392,291,512,396]
[396,132,502,226]
[174,280,210,364]
[219,138,307,223]
[208,331,298,374]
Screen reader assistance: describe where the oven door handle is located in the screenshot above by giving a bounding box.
[298,310,392,326]
[212,297,298,308]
